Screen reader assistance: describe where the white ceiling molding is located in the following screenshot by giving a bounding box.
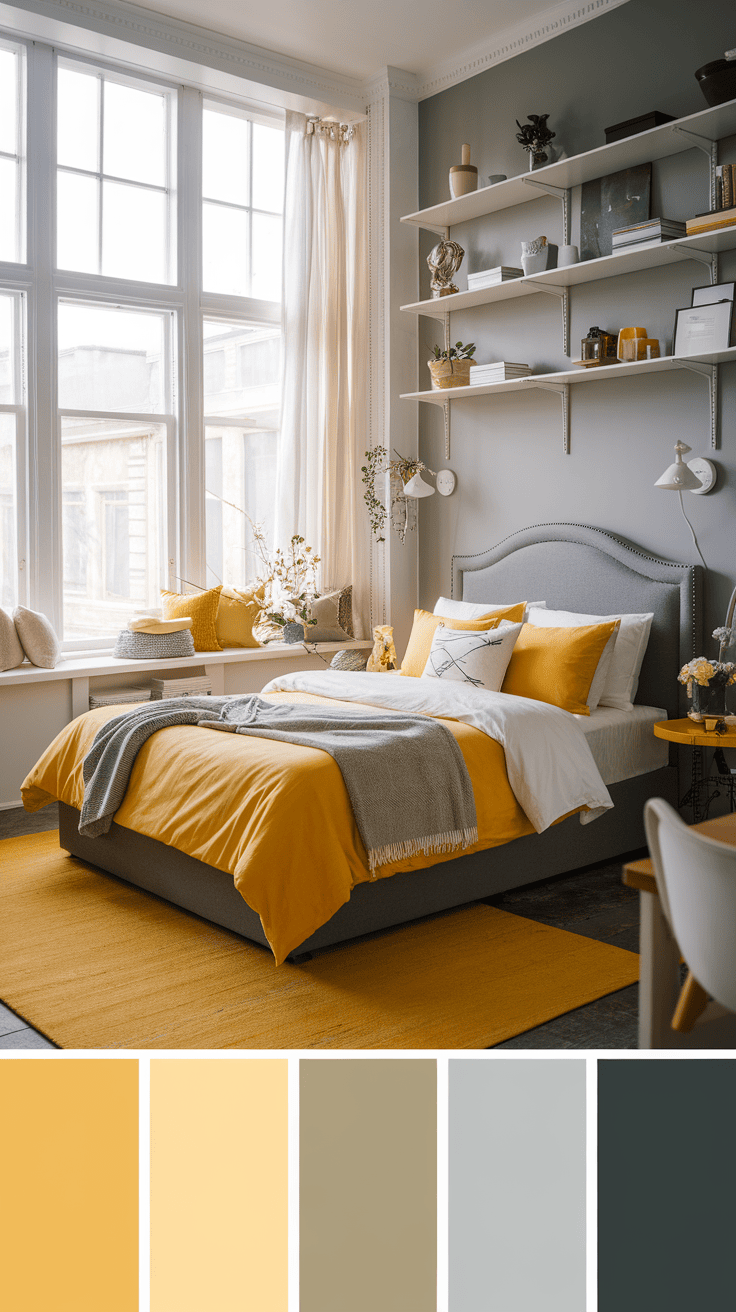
[365,66,420,107]
[0,0,368,117]
[416,0,631,100]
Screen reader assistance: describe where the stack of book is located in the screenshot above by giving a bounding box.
[150,675,213,699]
[686,205,736,236]
[716,164,735,211]
[467,266,523,290]
[89,687,151,709]
[469,361,532,385]
[611,218,686,251]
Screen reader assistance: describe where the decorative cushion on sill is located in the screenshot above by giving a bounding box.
[0,607,25,670]
[216,582,265,649]
[161,585,223,651]
[113,629,196,660]
[306,585,354,642]
[12,606,60,669]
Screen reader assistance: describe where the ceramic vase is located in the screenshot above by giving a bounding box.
[520,236,549,276]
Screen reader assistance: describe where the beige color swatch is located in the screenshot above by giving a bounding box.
[150,1059,288,1312]
[300,1059,436,1312]
[0,1059,138,1312]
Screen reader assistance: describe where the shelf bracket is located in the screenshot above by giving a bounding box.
[523,281,570,355]
[676,359,719,449]
[443,311,451,458]
[521,177,571,245]
[671,242,719,285]
[672,127,719,209]
[522,379,570,454]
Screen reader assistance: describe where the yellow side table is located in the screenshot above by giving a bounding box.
[654,717,736,823]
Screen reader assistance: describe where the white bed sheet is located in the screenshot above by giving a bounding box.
[576,704,668,785]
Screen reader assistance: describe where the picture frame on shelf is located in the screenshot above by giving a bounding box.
[691,281,735,307]
[673,301,733,357]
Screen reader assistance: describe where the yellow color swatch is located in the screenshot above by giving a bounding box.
[0,1059,139,1312]
[151,1059,288,1312]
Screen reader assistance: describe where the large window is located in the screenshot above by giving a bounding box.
[0,36,284,647]
[57,63,175,283]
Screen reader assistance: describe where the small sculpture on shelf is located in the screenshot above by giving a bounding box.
[427,239,465,297]
[515,113,555,169]
[366,625,398,673]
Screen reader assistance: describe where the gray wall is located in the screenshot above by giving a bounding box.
[416,0,736,651]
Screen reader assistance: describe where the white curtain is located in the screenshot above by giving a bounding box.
[275,112,369,637]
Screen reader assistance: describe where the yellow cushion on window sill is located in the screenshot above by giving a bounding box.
[216,583,266,649]
[400,603,525,678]
[501,620,619,715]
[161,585,223,652]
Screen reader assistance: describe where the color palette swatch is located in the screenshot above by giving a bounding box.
[300,1059,437,1312]
[150,1058,288,1312]
[0,1060,139,1312]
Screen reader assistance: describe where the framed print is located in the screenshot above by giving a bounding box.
[673,300,733,356]
[692,281,735,307]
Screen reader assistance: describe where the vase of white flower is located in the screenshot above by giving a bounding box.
[678,657,736,721]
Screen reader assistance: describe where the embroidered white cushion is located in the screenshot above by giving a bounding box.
[434,596,546,621]
[422,621,522,690]
[0,607,25,670]
[12,606,61,669]
[527,606,654,712]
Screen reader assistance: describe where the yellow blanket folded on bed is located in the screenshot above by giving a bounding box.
[21,692,538,964]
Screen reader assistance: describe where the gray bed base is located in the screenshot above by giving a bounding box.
[60,766,677,958]
[57,523,698,959]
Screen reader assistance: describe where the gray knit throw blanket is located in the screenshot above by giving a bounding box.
[80,695,478,872]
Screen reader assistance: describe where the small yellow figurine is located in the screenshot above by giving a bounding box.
[366,625,397,673]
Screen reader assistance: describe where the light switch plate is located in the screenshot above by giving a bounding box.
[436,469,456,496]
[688,457,716,495]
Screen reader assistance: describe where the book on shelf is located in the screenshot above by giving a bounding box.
[469,361,532,383]
[685,204,736,236]
[716,164,734,211]
[150,675,213,699]
[466,266,523,288]
[611,218,685,248]
[88,687,152,709]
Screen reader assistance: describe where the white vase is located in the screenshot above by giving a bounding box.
[520,237,549,276]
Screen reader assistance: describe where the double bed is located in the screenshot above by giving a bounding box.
[22,523,698,962]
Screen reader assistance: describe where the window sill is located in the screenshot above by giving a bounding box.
[0,639,372,688]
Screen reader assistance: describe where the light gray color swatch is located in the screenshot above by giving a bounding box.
[450,1059,586,1312]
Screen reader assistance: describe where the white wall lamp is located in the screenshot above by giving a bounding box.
[402,469,457,498]
[654,440,717,570]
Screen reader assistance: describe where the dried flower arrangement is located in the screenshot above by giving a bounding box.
[249,521,321,636]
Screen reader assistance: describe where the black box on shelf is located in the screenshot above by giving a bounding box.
[604,111,677,144]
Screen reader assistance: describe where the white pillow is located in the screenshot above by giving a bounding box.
[0,607,25,670]
[422,621,522,690]
[527,606,654,712]
[434,596,546,620]
[12,606,61,669]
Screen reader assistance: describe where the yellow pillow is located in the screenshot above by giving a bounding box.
[216,582,265,649]
[400,604,525,678]
[161,585,223,652]
[501,621,619,715]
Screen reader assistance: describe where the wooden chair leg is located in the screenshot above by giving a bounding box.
[671,971,709,1033]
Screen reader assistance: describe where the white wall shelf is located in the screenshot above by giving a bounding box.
[400,228,736,320]
[400,96,736,234]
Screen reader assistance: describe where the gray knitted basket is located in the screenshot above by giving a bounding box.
[113,629,196,660]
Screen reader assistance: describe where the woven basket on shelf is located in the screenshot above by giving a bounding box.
[113,629,196,660]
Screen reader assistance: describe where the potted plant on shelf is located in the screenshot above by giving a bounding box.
[428,341,476,389]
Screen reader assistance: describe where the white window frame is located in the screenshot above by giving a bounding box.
[0,36,27,266]
[0,30,283,653]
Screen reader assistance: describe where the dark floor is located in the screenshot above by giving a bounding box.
[0,801,644,1050]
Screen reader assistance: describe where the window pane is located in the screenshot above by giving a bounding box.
[0,48,17,155]
[102,180,167,284]
[0,158,18,264]
[0,413,17,609]
[252,122,284,213]
[205,425,276,587]
[0,293,20,404]
[103,80,166,187]
[57,171,99,273]
[57,66,99,172]
[61,418,166,639]
[203,107,248,205]
[203,203,248,296]
[203,320,281,419]
[251,212,282,301]
[58,303,167,414]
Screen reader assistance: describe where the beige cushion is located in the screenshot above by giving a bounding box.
[12,606,60,668]
[0,607,25,670]
[127,616,193,634]
[305,585,354,642]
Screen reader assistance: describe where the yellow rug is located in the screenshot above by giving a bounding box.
[0,831,639,1049]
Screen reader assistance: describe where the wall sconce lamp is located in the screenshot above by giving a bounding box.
[654,440,716,571]
[402,469,457,498]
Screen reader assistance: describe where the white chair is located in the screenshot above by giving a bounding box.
[643,797,736,1045]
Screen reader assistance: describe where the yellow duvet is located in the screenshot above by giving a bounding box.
[22,692,538,964]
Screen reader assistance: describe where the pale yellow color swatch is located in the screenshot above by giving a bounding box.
[150,1059,288,1312]
[0,1059,139,1312]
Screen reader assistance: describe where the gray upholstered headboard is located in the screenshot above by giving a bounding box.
[452,523,701,722]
